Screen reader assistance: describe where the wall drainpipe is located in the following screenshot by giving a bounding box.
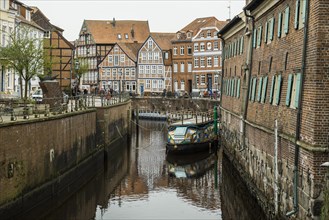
[217,34,225,130]
[286,0,309,217]
[241,9,255,152]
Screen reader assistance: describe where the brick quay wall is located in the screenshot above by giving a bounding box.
[0,100,131,217]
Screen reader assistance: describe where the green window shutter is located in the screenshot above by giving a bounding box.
[284,7,290,34]
[240,36,244,54]
[295,0,300,29]
[251,78,257,102]
[257,77,263,102]
[237,39,240,55]
[237,78,241,98]
[302,0,307,24]
[278,12,282,38]
[269,75,276,104]
[294,73,302,108]
[261,76,268,103]
[270,17,275,40]
[253,29,257,48]
[275,75,282,105]
[249,77,253,100]
[231,79,235,96]
[257,26,262,46]
[285,74,293,106]
[264,22,268,43]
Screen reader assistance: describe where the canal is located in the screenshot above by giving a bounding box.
[34,120,265,220]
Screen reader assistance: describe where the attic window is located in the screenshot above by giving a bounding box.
[187,32,192,38]
[125,33,129,39]
[177,33,181,39]
[117,34,122,39]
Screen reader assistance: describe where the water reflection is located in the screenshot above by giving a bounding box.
[96,120,221,220]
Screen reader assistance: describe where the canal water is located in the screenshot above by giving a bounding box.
[39,120,265,220]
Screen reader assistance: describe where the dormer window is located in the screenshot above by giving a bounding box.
[177,33,181,39]
[201,33,204,38]
[187,32,192,38]
[26,10,31,21]
[44,31,50,38]
[148,40,153,49]
[207,31,211,38]
[125,33,129,39]
[117,34,122,39]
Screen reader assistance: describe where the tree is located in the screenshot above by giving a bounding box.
[0,27,50,100]
[73,59,88,94]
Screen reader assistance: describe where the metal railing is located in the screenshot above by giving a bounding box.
[0,92,131,124]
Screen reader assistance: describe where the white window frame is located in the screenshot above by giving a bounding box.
[180,62,185,72]
[180,46,184,55]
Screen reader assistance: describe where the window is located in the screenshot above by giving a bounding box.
[152,80,157,89]
[159,80,163,89]
[257,77,263,102]
[139,65,145,74]
[200,33,205,38]
[117,34,122,39]
[257,26,262,47]
[201,75,206,85]
[148,40,153,48]
[207,57,212,67]
[200,43,205,51]
[261,76,268,103]
[151,65,156,74]
[269,74,282,105]
[180,62,185,72]
[131,68,136,77]
[44,31,50,38]
[148,52,152,60]
[207,30,211,37]
[120,55,125,62]
[278,12,283,38]
[173,47,178,55]
[146,80,151,88]
[180,46,184,55]
[194,43,199,51]
[286,73,302,108]
[207,42,212,50]
[284,6,290,35]
[250,77,257,102]
[114,55,119,66]
[196,75,199,85]
[1,0,7,10]
[154,52,159,60]
[181,80,185,90]
[295,0,307,30]
[187,46,192,55]
[200,57,205,67]
[125,33,129,39]
[142,52,146,60]
[194,58,199,67]
[188,62,192,72]
[174,63,178,72]
[187,32,192,38]
[125,68,130,76]
[145,65,150,74]
[164,52,169,59]
[253,29,257,48]
[214,41,219,50]
[109,55,113,63]
[118,68,123,76]
[266,17,275,43]
[214,56,219,67]
[158,65,163,74]
[112,68,117,78]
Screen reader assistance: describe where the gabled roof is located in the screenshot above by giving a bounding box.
[83,20,150,44]
[31,6,64,32]
[180,16,227,36]
[150,32,176,50]
[117,43,143,62]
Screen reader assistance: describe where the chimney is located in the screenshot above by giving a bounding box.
[131,24,135,38]
[112,17,116,27]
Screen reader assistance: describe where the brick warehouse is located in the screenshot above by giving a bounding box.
[218,0,329,219]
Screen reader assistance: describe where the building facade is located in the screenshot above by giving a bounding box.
[75,19,150,92]
[0,0,15,93]
[218,0,328,219]
[98,43,141,93]
[172,17,226,94]
[31,7,74,90]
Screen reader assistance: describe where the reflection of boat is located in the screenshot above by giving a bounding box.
[166,151,217,178]
[166,117,218,154]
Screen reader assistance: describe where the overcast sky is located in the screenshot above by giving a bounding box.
[22,0,245,41]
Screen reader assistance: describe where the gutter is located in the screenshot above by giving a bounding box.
[241,8,255,151]
[286,0,309,217]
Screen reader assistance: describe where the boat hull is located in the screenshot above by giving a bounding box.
[166,139,218,154]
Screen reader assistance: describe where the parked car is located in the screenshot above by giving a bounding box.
[32,89,43,103]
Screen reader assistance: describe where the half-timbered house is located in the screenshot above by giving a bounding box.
[76,19,150,92]
[137,33,175,95]
[31,7,74,90]
[98,43,141,93]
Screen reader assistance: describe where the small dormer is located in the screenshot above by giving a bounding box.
[176,32,181,39]
[187,31,192,38]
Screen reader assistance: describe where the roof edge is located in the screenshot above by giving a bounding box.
[243,0,263,12]
[217,16,242,36]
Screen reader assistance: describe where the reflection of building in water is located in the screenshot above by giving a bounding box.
[107,120,220,213]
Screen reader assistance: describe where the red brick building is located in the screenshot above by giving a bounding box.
[218,0,329,219]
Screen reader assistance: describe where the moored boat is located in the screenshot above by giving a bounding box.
[166,115,218,154]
